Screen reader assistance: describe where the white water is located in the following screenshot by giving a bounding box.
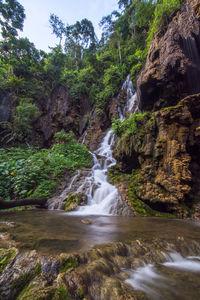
[67,75,138,216]
[122,74,138,116]
[69,129,121,215]
[48,74,136,215]
[125,252,200,299]
[125,265,167,299]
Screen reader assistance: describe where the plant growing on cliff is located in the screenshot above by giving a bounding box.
[112,112,148,156]
[147,0,185,48]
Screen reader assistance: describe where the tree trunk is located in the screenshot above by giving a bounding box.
[0,198,47,209]
[118,40,122,65]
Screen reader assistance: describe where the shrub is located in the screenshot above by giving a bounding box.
[0,137,91,200]
[147,0,184,49]
[13,98,40,141]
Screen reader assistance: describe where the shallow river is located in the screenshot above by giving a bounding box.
[1,210,200,254]
[1,210,200,299]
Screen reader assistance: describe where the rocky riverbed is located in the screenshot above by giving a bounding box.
[1,211,200,299]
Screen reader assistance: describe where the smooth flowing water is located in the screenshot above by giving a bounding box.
[66,75,137,215]
[125,253,200,299]
[1,210,200,255]
[121,74,138,116]
[69,129,122,215]
[1,210,200,299]
[1,212,200,299]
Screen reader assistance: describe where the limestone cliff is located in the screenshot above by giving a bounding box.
[113,0,200,218]
[138,0,200,111]
[113,95,200,217]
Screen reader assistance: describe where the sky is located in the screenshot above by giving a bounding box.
[19,0,119,52]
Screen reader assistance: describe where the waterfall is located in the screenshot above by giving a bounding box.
[122,74,138,116]
[48,75,137,214]
[67,74,137,216]
[69,129,121,215]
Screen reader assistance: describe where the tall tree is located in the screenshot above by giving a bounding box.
[0,0,25,38]
[49,14,65,46]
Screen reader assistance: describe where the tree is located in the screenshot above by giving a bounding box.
[49,14,65,46]
[0,0,25,38]
[65,18,97,58]
[118,0,132,10]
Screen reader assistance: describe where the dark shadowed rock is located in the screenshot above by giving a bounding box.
[137,0,200,111]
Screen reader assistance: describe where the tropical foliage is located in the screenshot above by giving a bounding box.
[0,131,91,200]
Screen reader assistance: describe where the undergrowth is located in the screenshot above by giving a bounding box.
[0,131,91,201]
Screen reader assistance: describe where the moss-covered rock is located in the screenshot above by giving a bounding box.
[59,254,79,273]
[64,193,87,212]
[0,248,17,273]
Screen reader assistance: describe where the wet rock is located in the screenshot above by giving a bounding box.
[0,250,40,299]
[64,193,88,212]
[81,219,92,225]
[1,237,200,300]
[47,169,91,210]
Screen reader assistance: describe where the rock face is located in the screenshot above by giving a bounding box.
[118,0,200,217]
[114,94,200,216]
[0,85,91,147]
[137,0,200,111]
[0,90,11,123]
[35,85,91,147]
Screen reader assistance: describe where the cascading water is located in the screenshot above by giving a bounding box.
[70,129,121,215]
[122,74,138,116]
[125,251,200,299]
[47,75,137,214]
[67,74,137,215]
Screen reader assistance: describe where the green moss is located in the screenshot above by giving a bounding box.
[162,104,183,111]
[17,284,57,300]
[158,139,167,143]
[12,263,41,297]
[157,147,163,153]
[112,112,155,158]
[109,167,175,218]
[52,286,74,300]
[78,289,84,299]
[64,193,81,212]
[0,248,17,273]
[60,256,78,273]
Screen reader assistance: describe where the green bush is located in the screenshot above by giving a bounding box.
[0,136,91,200]
[112,113,147,156]
[147,0,184,49]
[13,98,40,141]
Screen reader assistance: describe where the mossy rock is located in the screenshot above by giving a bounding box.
[162,104,183,111]
[0,248,17,273]
[13,263,41,298]
[64,193,82,212]
[17,283,56,300]
[16,275,73,300]
[59,253,79,273]
[53,286,74,300]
